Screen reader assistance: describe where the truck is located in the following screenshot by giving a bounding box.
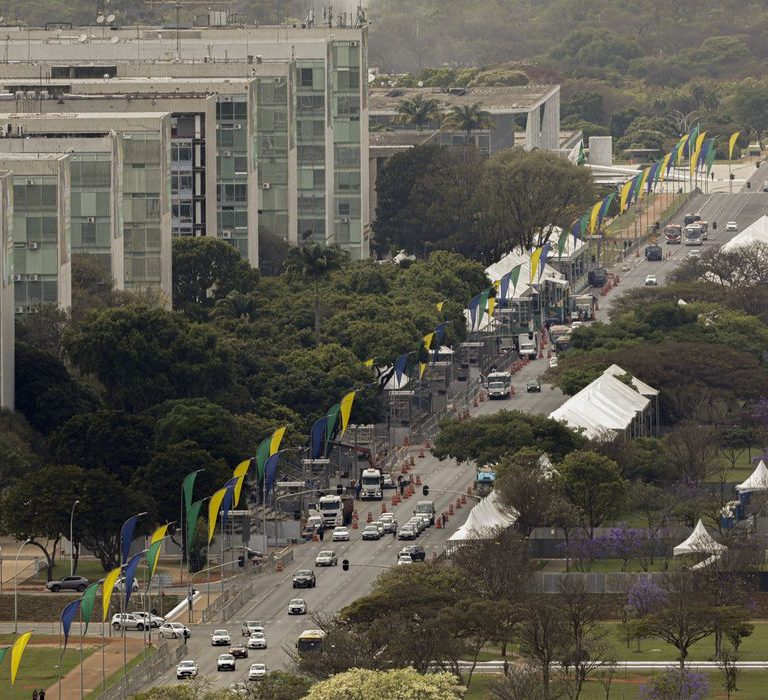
[360,467,384,501]
[316,494,354,527]
[517,332,538,360]
[486,371,512,399]
[548,325,571,343]
[476,465,496,496]
[644,244,663,261]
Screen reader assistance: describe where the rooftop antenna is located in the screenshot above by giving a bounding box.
[144,0,232,60]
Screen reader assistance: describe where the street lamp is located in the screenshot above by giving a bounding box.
[14,538,32,633]
[70,500,80,576]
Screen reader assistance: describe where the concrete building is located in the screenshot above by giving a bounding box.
[0,112,172,302]
[0,153,72,314]
[0,23,371,261]
[0,170,13,409]
[369,85,561,153]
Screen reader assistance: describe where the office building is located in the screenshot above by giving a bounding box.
[0,21,371,261]
[0,170,13,409]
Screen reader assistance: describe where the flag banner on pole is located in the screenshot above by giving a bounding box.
[393,353,410,385]
[232,459,251,508]
[538,243,552,282]
[220,477,239,532]
[264,453,281,499]
[61,599,81,651]
[435,300,445,312]
[658,153,672,186]
[729,131,740,160]
[558,226,570,256]
[101,566,121,622]
[269,427,286,456]
[468,292,482,330]
[588,200,602,234]
[10,631,32,686]
[0,646,8,668]
[80,581,99,635]
[309,416,328,460]
[255,437,271,481]
[120,515,140,566]
[182,471,199,513]
[433,323,446,363]
[363,358,374,368]
[208,488,227,545]
[529,247,544,284]
[150,524,169,546]
[123,551,143,607]
[325,403,340,445]
[339,392,356,437]
[645,162,659,193]
[186,499,204,557]
[705,138,717,174]
[145,540,163,583]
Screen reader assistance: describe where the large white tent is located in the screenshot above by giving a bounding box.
[673,519,726,556]
[736,460,768,494]
[721,215,768,252]
[448,491,518,545]
[549,370,651,440]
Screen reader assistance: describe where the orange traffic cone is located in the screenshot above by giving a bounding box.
[456,497,462,510]
[351,520,358,529]
[403,435,409,447]
[415,474,422,486]
[418,448,425,458]
[410,455,415,466]
[435,517,442,529]
[275,559,284,572]
[448,503,454,516]
[367,512,372,523]
[461,494,467,505]
[425,439,431,449]
[381,503,387,513]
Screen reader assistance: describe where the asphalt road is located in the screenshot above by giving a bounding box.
[143,188,768,691]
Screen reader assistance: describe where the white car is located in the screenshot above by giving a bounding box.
[571,321,583,330]
[549,356,558,368]
[288,598,307,615]
[135,611,165,628]
[241,620,264,637]
[726,221,737,231]
[176,659,197,679]
[217,653,236,672]
[247,631,268,649]
[111,613,145,631]
[687,249,701,259]
[644,274,658,286]
[397,553,413,565]
[248,663,267,681]
[332,526,350,542]
[114,576,140,593]
[211,629,231,646]
[159,622,190,639]
[315,550,338,567]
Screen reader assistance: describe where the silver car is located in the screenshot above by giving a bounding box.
[315,550,338,567]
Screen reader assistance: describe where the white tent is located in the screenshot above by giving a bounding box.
[721,215,768,252]
[448,491,518,544]
[603,364,659,397]
[736,460,768,494]
[673,519,726,556]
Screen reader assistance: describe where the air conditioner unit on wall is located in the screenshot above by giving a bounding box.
[14,306,23,313]
[86,216,96,223]
[12,274,21,282]
[261,183,271,190]
[28,274,39,281]
[221,231,232,239]
[27,242,39,250]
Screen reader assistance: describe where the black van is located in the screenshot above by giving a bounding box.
[683,213,701,226]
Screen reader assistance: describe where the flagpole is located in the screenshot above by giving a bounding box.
[59,624,63,700]
[79,604,84,700]
[206,538,211,611]
[220,509,225,599]
[179,483,184,588]
[101,617,106,694]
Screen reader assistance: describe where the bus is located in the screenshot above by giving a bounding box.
[664,225,682,244]
[684,225,703,246]
[296,629,326,654]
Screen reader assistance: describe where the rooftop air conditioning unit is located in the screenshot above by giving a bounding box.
[27,242,39,250]
[221,230,232,239]
[339,217,350,223]
[13,274,22,282]
[261,183,271,189]
[28,273,39,281]
[25,178,35,185]
[234,124,242,130]
[86,216,96,223]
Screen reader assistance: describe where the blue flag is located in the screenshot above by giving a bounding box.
[221,477,239,531]
[310,416,328,460]
[61,598,81,651]
[120,515,140,566]
[264,453,281,499]
[124,552,143,607]
[394,353,409,385]
[646,162,659,193]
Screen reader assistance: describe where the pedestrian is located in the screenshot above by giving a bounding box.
[399,483,405,497]
[503,659,509,677]
[355,482,362,500]
[39,690,45,700]
[32,690,39,700]
[391,523,397,538]
[317,524,325,541]
[442,512,447,528]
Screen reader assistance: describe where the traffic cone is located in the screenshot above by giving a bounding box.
[351,520,358,528]
[401,463,408,474]
[415,474,422,485]
[367,512,372,523]
[410,456,415,467]
[456,497,462,510]
[418,448,425,458]
[473,396,478,407]
[435,517,442,529]
[510,385,515,395]
[352,510,358,520]
[448,503,454,516]
[275,559,284,572]
[312,533,320,542]
[425,439,431,449]
[381,503,387,513]
[403,435,409,447]
[461,494,467,505]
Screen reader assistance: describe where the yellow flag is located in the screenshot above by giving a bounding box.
[339,391,356,438]
[658,153,671,186]
[101,566,121,622]
[363,358,374,368]
[676,134,689,162]
[419,361,427,379]
[690,131,707,177]
[729,131,740,160]
[487,296,496,317]
[637,167,651,199]
[435,301,445,312]
[150,524,169,546]
[269,426,286,455]
[208,487,227,545]
[423,332,434,350]
[619,178,634,212]
[10,631,32,686]
[529,247,543,284]
[233,458,251,507]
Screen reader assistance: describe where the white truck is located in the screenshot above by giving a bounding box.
[486,371,512,399]
[360,468,383,501]
[316,495,353,527]
[518,332,538,360]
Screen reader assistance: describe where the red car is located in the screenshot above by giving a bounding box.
[229,645,249,659]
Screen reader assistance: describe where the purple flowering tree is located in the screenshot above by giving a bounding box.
[640,669,709,700]
[560,536,609,572]
[626,577,667,618]
[609,526,645,572]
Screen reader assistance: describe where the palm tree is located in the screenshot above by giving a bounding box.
[443,103,493,143]
[394,96,443,131]
[284,243,347,341]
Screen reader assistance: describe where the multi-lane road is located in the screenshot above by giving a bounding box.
[144,186,768,691]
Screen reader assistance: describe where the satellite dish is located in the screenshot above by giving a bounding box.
[417,81,424,87]
[96,14,105,23]
[78,34,88,43]
[106,14,116,23]
[110,36,119,44]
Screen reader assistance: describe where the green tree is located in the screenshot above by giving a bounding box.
[248,670,313,699]
[443,102,493,137]
[303,668,465,699]
[729,79,768,143]
[284,243,347,341]
[172,237,260,318]
[0,410,41,485]
[559,450,626,537]
[394,95,443,131]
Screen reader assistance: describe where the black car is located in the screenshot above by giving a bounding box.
[526,379,541,393]
[292,570,316,589]
[399,545,426,562]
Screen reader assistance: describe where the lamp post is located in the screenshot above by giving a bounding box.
[70,499,80,576]
[14,538,32,633]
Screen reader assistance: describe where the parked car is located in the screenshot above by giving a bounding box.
[398,525,417,540]
[361,525,382,540]
[687,249,701,259]
[332,526,350,542]
[314,550,338,567]
[292,570,316,588]
[288,598,307,615]
[644,274,658,286]
[176,659,198,679]
[397,553,413,565]
[229,644,249,659]
[726,221,738,231]
[382,473,396,489]
[526,378,541,393]
[248,663,268,681]
[46,576,89,593]
[111,613,145,631]
[217,654,236,672]
[211,629,231,646]
[247,631,268,649]
[159,622,190,640]
[135,612,165,628]
[241,620,264,637]
[399,545,426,561]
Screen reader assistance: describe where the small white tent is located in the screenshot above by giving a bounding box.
[673,519,726,556]
[448,491,518,545]
[736,460,768,494]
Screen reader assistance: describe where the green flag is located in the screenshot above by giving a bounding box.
[0,646,8,667]
[182,471,199,513]
[705,138,717,174]
[145,540,163,583]
[509,264,522,292]
[326,404,341,445]
[557,227,569,256]
[186,499,204,557]
[579,214,589,237]
[577,141,587,166]
[255,437,271,481]
[80,582,99,635]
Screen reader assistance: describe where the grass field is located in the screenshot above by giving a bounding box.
[84,646,156,700]
[30,559,178,586]
[0,643,95,700]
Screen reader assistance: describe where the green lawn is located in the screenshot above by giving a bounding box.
[0,643,95,699]
[30,559,177,585]
[84,646,156,699]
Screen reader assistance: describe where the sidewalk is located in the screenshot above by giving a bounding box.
[44,636,146,700]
